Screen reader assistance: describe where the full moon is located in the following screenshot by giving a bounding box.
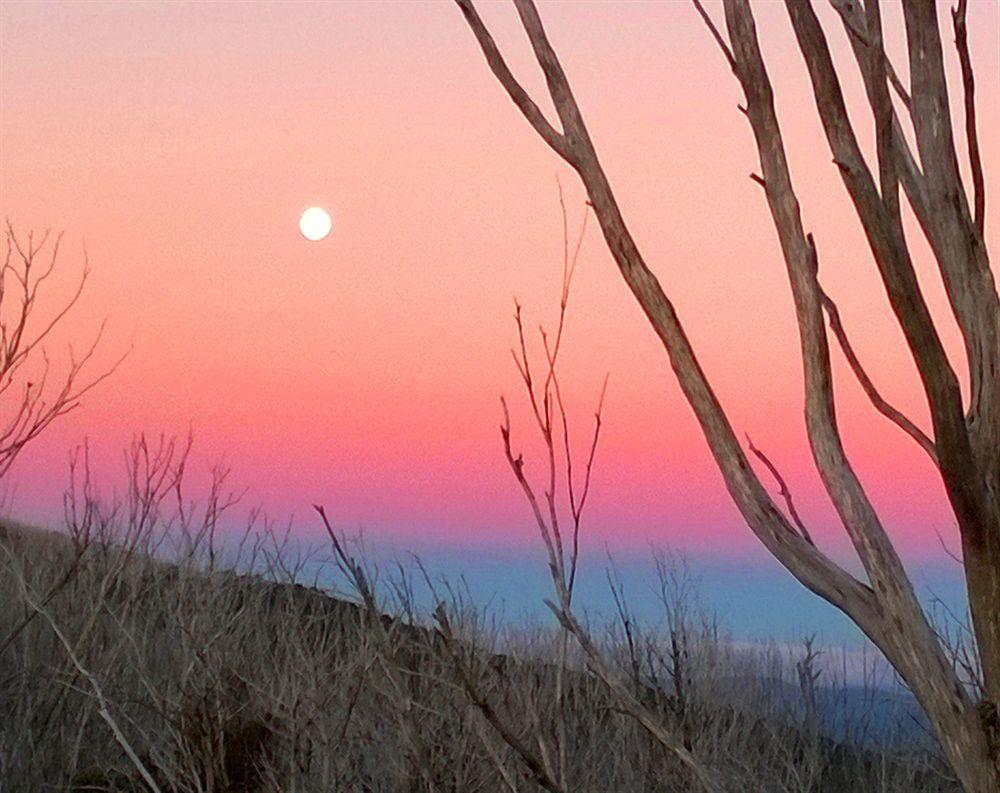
[299,207,332,241]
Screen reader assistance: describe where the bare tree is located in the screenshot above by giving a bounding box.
[453,1,999,790]
[0,223,122,480]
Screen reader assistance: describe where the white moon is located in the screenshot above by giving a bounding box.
[299,207,332,241]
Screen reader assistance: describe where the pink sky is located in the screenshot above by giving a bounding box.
[2,1,997,565]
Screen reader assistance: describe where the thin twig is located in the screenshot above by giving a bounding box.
[746,436,815,547]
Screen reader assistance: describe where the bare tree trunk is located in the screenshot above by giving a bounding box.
[453,1,999,789]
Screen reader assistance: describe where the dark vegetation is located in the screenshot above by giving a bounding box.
[0,469,960,791]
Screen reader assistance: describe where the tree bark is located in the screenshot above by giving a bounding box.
[454,1,1000,788]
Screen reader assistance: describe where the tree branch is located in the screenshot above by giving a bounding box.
[746,436,814,546]
[453,0,571,161]
[456,0,879,643]
[819,289,937,464]
[951,0,985,239]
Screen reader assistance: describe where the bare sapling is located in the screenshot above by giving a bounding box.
[0,223,125,481]
[488,193,725,792]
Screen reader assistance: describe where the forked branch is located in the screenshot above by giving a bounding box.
[454,0,570,160]
[456,2,999,788]
[455,0,878,637]
[819,290,937,463]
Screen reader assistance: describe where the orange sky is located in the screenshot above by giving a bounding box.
[2,1,997,565]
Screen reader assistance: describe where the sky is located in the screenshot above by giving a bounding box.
[1,2,997,639]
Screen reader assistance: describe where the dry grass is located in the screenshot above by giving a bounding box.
[0,441,960,792]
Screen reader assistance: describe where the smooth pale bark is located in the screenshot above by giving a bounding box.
[829,0,1000,725]
[454,1,1000,789]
